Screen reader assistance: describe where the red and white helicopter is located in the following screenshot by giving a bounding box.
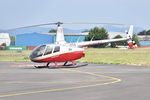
[26,22,133,68]
[9,22,134,68]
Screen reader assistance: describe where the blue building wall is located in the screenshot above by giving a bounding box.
[140,41,150,47]
[16,33,86,46]
[16,33,54,46]
[15,33,150,47]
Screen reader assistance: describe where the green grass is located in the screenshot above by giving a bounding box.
[0,50,31,61]
[0,48,150,66]
[78,48,150,66]
[0,50,30,56]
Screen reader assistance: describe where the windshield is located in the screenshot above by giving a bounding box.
[30,45,60,59]
[30,45,46,58]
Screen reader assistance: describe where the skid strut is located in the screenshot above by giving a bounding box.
[46,63,50,67]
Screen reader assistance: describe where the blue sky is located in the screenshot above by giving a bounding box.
[0,0,149,30]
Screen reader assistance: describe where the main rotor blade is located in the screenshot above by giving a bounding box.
[5,23,58,31]
[64,22,126,26]
[4,22,126,31]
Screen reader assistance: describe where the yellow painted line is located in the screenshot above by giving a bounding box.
[62,69,120,80]
[0,69,122,98]
[5,78,113,84]
[0,80,120,98]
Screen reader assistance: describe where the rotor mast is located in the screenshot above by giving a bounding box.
[55,22,66,44]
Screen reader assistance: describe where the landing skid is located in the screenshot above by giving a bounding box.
[48,63,88,69]
[34,63,88,69]
[34,66,47,69]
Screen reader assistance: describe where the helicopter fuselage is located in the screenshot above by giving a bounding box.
[29,44,84,63]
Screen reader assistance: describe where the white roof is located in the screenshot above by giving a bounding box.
[108,32,126,39]
[0,33,10,38]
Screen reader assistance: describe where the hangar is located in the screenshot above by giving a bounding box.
[15,33,86,46]
[16,33,55,46]
[15,32,127,46]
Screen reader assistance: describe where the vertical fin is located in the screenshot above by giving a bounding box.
[127,25,134,39]
[127,25,134,49]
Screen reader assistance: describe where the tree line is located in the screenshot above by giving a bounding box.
[84,27,140,48]
[138,30,150,35]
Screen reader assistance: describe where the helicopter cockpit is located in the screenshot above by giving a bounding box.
[30,45,60,59]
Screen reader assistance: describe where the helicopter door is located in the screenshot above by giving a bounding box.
[44,46,53,55]
[53,46,60,53]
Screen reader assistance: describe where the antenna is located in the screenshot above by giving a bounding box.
[76,36,81,43]
[90,36,95,41]
[69,36,73,43]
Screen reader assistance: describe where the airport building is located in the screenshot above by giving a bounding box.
[138,35,150,47]
[15,32,87,46]
[15,32,128,46]
[16,33,54,46]
[13,32,150,47]
[0,33,10,46]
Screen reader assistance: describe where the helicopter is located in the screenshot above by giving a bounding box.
[7,22,134,68]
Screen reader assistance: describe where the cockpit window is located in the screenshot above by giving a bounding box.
[53,46,60,53]
[44,46,53,55]
[69,48,72,51]
[30,45,60,59]
[30,45,46,58]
